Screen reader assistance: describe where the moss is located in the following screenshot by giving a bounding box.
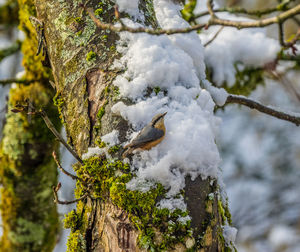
[108,145,120,154]
[218,199,233,226]
[64,210,80,231]
[65,157,194,251]
[86,50,97,62]
[181,0,197,22]
[74,17,82,23]
[66,230,86,252]
[97,105,106,121]
[226,65,265,96]
[154,86,161,95]
[53,91,65,124]
[94,8,103,16]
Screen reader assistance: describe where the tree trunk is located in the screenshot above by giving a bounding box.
[0,0,59,251]
[34,0,233,251]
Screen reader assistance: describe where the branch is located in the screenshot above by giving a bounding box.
[39,110,84,164]
[0,41,21,62]
[12,102,84,164]
[52,151,80,180]
[85,4,300,35]
[207,3,300,29]
[204,26,224,47]
[52,183,88,205]
[85,7,206,35]
[0,78,39,86]
[226,94,300,126]
[193,0,296,19]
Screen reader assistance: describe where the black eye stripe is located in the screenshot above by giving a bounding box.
[152,116,163,126]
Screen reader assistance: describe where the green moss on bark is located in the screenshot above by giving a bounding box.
[64,157,196,251]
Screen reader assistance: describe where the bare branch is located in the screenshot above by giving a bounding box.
[194,0,296,19]
[0,41,21,62]
[204,26,224,47]
[52,183,88,205]
[52,151,80,180]
[12,102,84,164]
[207,4,300,29]
[85,7,206,35]
[38,110,84,164]
[85,4,300,35]
[226,94,300,126]
[207,0,216,17]
[0,78,39,86]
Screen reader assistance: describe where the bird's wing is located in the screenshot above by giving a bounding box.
[130,125,164,148]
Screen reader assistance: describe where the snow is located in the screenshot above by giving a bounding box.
[101,130,120,146]
[111,0,224,205]
[195,0,280,87]
[219,79,300,251]
[223,225,238,245]
[114,0,140,18]
[82,147,104,159]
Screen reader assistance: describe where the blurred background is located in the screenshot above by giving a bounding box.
[0,0,299,251]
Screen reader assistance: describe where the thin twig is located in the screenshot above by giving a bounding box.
[39,110,84,164]
[12,102,84,164]
[52,151,80,180]
[278,22,286,47]
[0,78,39,85]
[226,94,300,126]
[52,183,88,205]
[85,4,300,35]
[207,4,300,29]
[207,0,216,17]
[204,26,224,47]
[193,0,296,19]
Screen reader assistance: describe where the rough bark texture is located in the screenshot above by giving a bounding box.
[34,0,232,251]
[0,0,59,251]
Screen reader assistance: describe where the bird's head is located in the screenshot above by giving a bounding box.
[151,112,167,127]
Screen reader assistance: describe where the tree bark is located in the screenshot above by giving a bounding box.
[0,0,59,251]
[34,0,233,251]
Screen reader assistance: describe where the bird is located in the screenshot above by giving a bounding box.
[122,112,167,158]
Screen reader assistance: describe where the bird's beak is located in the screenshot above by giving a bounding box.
[162,111,167,117]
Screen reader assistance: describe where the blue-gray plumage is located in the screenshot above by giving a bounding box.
[122,112,167,157]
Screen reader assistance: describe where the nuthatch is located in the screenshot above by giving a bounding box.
[122,112,167,158]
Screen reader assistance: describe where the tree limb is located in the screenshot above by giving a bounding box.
[0,78,38,85]
[193,0,296,19]
[226,94,300,126]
